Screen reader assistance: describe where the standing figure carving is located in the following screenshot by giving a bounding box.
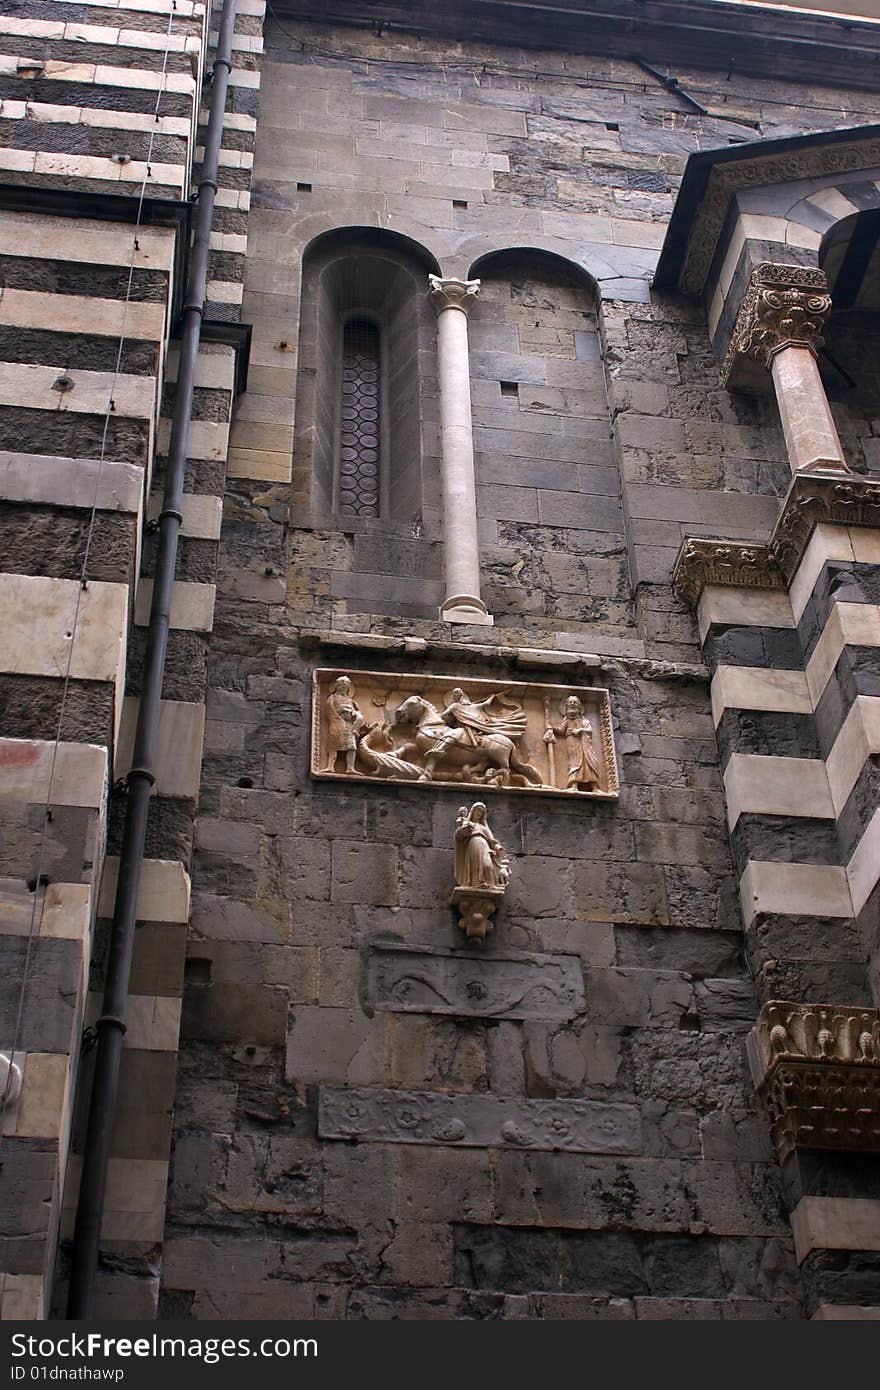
[452,803,510,941]
[454,802,510,892]
[544,694,602,792]
[323,675,370,773]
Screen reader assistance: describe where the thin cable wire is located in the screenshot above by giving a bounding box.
[0,3,180,1150]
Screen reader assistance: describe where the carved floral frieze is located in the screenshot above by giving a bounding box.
[311,669,619,799]
[747,1001,880,1162]
[318,1086,643,1154]
[678,141,880,297]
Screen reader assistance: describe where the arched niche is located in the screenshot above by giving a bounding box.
[819,209,880,471]
[293,227,442,527]
[460,246,623,625]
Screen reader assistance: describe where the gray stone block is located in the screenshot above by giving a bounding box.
[331,840,398,906]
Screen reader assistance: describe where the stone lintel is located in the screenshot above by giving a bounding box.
[747,1001,880,1162]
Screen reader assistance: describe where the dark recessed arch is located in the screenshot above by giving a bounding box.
[293,226,442,526]
[468,246,600,304]
[302,224,442,278]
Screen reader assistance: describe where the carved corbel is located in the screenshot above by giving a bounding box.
[722,264,832,384]
[747,1001,880,1162]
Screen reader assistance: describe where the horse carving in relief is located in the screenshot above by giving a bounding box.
[393,691,543,786]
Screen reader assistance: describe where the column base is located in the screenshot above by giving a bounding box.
[440,596,494,626]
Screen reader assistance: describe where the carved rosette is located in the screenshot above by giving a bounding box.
[427,274,481,315]
[747,1002,880,1163]
[723,264,832,382]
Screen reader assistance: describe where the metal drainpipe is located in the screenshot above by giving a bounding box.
[66,0,238,1319]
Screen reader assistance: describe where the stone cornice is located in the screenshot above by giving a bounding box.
[653,126,880,300]
[747,1001,880,1162]
[272,3,880,97]
[673,471,880,604]
[672,538,785,605]
[722,264,832,385]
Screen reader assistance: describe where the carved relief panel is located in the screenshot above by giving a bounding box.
[311,669,619,799]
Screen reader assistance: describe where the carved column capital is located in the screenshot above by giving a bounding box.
[428,274,481,315]
[747,1001,880,1162]
[730,264,832,373]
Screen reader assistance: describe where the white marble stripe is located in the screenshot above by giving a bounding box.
[115,696,205,798]
[791,1197,880,1264]
[723,753,833,829]
[134,578,215,632]
[739,860,852,928]
[710,665,811,726]
[0,739,107,809]
[697,584,795,643]
[0,361,155,418]
[789,522,856,625]
[0,288,167,340]
[805,602,880,706]
[98,857,190,921]
[826,695,880,815]
[0,210,175,270]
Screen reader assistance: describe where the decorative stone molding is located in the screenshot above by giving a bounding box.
[427,274,481,315]
[723,264,832,383]
[366,943,585,1020]
[772,471,880,578]
[311,669,619,798]
[674,472,880,605]
[747,1002,880,1162]
[318,1086,643,1154]
[672,538,785,605]
[678,138,880,297]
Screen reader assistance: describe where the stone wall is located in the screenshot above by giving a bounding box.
[159,13,880,1320]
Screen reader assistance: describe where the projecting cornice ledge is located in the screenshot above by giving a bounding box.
[653,124,880,304]
[673,471,880,605]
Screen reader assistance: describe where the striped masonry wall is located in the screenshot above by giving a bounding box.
[0,0,263,1320]
[695,517,880,1316]
[53,0,264,1320]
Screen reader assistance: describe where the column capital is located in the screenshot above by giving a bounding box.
[428,274,480,315]
[748,1000,880,1162]
[727,263,832,375]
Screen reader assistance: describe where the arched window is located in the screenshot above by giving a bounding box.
[339,316,382,518]
[293,228,441,529]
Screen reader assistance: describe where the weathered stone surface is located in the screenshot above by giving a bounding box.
[366,942,585,1021]
[318,1086,643,1154]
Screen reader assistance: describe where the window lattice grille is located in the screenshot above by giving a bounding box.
[339,318,381,517]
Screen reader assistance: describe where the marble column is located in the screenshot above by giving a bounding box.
[734,265,850,476]
[427,274,493,625]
